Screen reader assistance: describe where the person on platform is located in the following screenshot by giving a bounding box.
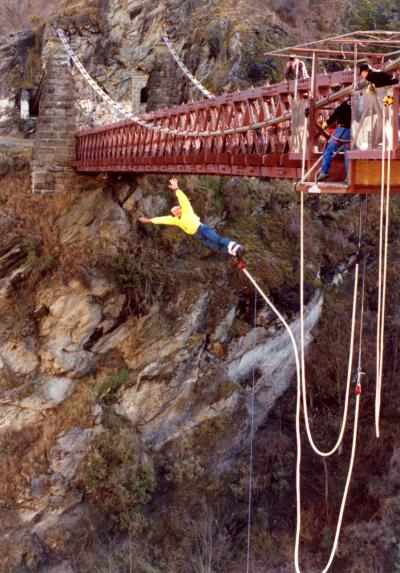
[138,178,246,260]
[359,63,399,89]
[316,99,351,184]
[284,54,309,81]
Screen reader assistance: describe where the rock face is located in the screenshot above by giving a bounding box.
[1,2,400,572]
[116,292,323,449]
[0,30,41,134]
[0,172,327,571]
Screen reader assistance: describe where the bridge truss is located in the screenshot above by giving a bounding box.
[66,30,400,194]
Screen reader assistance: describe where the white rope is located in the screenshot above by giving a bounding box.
[239,267,360,573]
[294,61,299,101]
[300,191,359,457]
[54,31,400,141]
[55,29,353,140]
[299,108,357,457]
[162,34,213,99]
[376,103,392,437]
[297,392,361,573]
[376,106,386,438]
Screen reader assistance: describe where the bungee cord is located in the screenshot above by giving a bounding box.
[237,261,362,573]
[376,103,392,437]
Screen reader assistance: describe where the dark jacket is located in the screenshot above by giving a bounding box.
[366,69,399,88]
[326,100,351,129]
[284,60,309,81]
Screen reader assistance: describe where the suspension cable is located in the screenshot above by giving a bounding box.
[56,29,383,139]
[162,34,213,99]
[57,28,283,138]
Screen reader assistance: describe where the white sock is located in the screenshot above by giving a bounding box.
[232,244,240,255]
[228,241,236,255]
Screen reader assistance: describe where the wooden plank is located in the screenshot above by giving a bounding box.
[295,181,349,194]
[353,159,400,186]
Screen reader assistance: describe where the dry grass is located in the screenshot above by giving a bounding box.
[0,169,103,281]
[0,0,59,32]
[56,378,97,432]
[0,0,97,33]
[0,375,97,508]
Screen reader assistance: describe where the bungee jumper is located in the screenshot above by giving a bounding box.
[138,177,246,259]
[316,99,352,184]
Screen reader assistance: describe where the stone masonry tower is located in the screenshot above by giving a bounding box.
[146,40,181,112]
[32,36,76,194]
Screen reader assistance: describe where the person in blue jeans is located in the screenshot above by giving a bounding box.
[139,178,245,259]
[316,99,351,184]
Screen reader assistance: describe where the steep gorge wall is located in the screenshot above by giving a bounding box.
[1,1,400,572]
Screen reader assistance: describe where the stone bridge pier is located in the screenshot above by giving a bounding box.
[32,36,76,194]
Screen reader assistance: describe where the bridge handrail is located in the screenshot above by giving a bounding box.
[61,22,400,140]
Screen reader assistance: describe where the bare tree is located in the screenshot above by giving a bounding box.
[183,499,232,573]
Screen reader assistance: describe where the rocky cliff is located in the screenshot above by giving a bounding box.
[1,1,400,573]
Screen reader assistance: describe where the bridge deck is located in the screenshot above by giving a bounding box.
[73,70,400,194]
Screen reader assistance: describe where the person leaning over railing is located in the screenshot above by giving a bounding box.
[359,64,399,89]
[316,99,352,185]
[284,54,309,81]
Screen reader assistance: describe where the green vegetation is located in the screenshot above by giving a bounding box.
[77,424,156,533]
[165,454,204,485]
[104,251,155,316]
[95,369,130,398]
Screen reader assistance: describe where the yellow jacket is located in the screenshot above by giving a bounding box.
[151,189,200,235]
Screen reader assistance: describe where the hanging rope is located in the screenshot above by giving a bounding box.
[295,387,361,573]
[236,261,361,573]
[246,287,257,573]
[376,102,392,437]
[375,105,386,437]
[162,34,213,99]
[356,195,369,382]
[299,186,359,457]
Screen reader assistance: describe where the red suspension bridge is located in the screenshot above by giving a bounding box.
[55,30,400,195]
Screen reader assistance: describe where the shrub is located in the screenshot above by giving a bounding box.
[165,454,204,485]
[95,369,129,398]
[0,154,10,175]
[103,248,156,316]
[76,426,156,533]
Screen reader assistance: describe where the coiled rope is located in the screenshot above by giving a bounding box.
[300,191,359,457]
[237,262,361,573]
[162,34,213,99]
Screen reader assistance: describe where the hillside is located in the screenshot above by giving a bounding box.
[0,1,400,573]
